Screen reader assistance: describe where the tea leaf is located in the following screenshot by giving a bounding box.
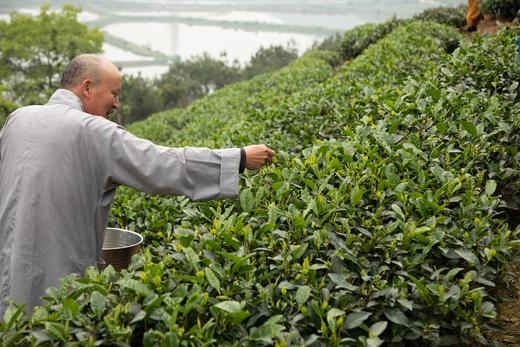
[205,267,221,293]
[295,285,311,306]
[369,321,388,337]
[454,249,479,265]
[384,309,409,327]
[367,336,384,347]
[345,311,371,329]
[350,185,363,207]
[44,322,67,342]
[214,300,241,313]
[118,279,153,297]
[485,180,496,196]
[461,121,478,137]
[240,190,255,212]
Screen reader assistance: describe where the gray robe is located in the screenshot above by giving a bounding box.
[0,89,240,316]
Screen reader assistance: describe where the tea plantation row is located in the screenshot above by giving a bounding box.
[1,20,519,346]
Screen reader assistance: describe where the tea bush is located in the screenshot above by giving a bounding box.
[481,0,520,19]
[414,5,466,29]
[1,20,519,347]
[339,19,402,61]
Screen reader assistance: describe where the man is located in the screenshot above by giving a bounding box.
[0,54,275,315]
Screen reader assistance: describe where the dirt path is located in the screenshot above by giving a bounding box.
[484,262,520,345]
[475,17,516,34]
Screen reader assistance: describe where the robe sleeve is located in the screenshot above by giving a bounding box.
[89,119,240,200]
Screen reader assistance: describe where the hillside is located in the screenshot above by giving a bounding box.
[1,19,520,346]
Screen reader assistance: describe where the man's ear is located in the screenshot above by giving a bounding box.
[80,79,93,99]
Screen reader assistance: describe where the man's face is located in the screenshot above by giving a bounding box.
[83,68,121,118]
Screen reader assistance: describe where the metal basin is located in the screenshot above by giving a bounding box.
[100,228,143,271]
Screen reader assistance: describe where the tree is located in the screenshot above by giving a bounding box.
[155,54,242,109]
[0,85,17,127]
[116,74,163,124]
[242,43,298,79]
[179,53,242,94]
[0,4,103,116]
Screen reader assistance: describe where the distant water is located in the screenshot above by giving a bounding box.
[104,22,322,62]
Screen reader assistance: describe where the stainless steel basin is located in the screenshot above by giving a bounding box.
[100,228,143,271]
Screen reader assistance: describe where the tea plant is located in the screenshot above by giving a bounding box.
[1,21,519,347]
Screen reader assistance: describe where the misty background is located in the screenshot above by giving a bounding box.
[0,0,466,78]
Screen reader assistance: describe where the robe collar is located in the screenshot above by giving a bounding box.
[47,89,85,112]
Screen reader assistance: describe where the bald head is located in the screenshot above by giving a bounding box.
[62,54,122,117]
[61,54,119,89]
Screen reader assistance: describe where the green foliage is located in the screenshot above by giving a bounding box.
[2,19,520,346]
[0,85,18,128]
[157,53,242,110]
[480,0,520,19]
[128,49,336,146]
[414,5,467,29]
[242,43,298,79]
[116,75,163,124]
[253,21,463,153]
[339,18,402,61]
[0,4,103,106]
[312,32,343,55]
[120,45,299,125]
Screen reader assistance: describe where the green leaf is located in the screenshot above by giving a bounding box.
[184,247,200,271]
[461,121,478,137]
[369,321,388,337]
[214,301,250,324]
[303,178,317,190]
[250,315,285,343]
[327,308,345,319]
[273,181,290,199]
[161,332,179,347]
[214,300,241,313]
[2,304,24,329]
[345,311,371,329]
[130,310,146,324]
[384,309,409,327]
[350,185,363,207]
[44,322,67,342]
[117,279,153,297]
[367,336,384,347]
[62,298,80,320]
[290,243,308,261]
[295,285,311,306]
[240,190,255,212]
[30,329,52,344]
[454,249,479,265]
[391,204,405,220]
[397,298,413,311]
[485,180,497,196]
[144,331,154,347]
[444,268,464,282]
[328,273,358,291]
[205,267,221,293]
[90,290,106,319]
[143,293,161,309]
[278,281,296,290]
[174,228,194,247]
[264,315,283,325]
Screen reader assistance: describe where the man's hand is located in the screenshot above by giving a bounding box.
[243,145,275,170]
